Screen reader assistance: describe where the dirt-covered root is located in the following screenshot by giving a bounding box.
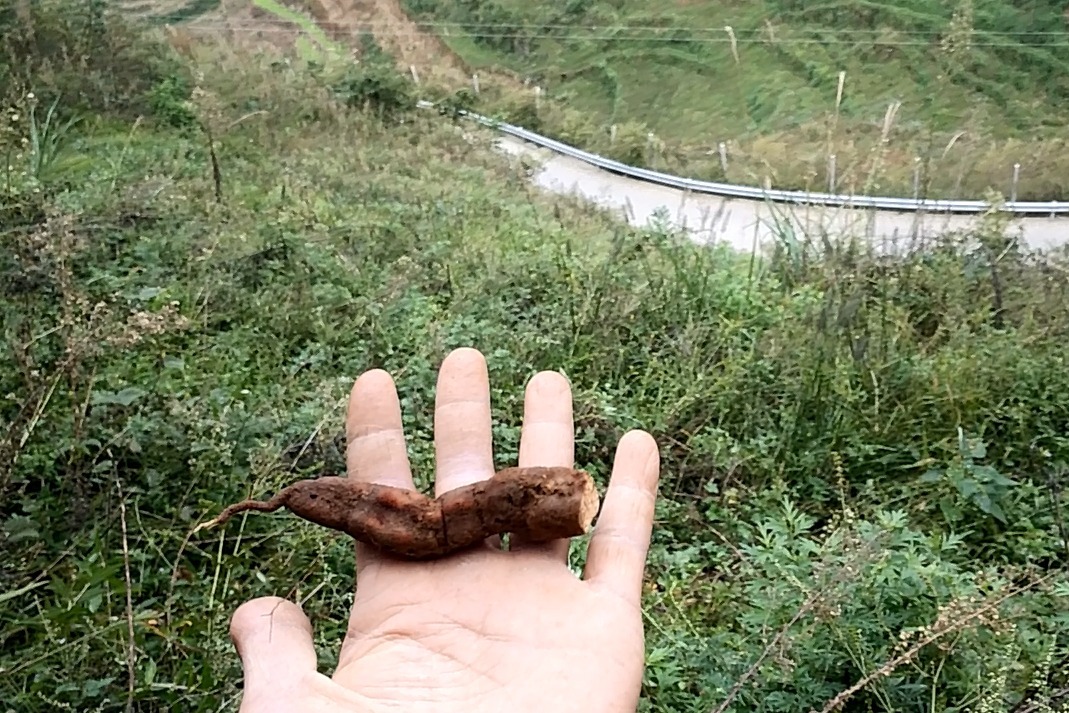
[204,466,600,559]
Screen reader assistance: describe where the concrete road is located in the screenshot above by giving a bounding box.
[496,136,1069,255]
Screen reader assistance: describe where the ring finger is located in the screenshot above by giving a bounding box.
[509,370,575,560]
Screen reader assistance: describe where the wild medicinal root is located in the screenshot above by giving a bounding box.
[201,467,600,559]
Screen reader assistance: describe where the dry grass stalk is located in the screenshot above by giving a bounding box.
[815,573,1054,713]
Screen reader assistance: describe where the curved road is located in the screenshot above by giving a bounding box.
[495,136,1069,255]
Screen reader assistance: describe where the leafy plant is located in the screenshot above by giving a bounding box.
[148,74,199,130]
[919,429,1020,525]
[24,94,87,186]
[330,34,417,120]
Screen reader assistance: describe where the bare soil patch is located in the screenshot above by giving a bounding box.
[151,0,303,56]
[302,0,525,93]
[306,0,468,84]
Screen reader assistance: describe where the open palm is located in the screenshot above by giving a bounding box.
[229,348,661,713]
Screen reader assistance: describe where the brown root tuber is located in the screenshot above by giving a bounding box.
[201,467,600,560]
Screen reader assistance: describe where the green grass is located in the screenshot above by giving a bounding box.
[252,0,347,60]
[150,0,223,25]
[400,0,1069,200]
[2,5,1069,712]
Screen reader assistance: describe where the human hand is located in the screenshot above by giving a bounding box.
[228,348,661,713]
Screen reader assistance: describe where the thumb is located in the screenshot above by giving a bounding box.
[230,596,319,711]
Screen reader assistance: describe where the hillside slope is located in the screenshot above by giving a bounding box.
[396,0,1069,200]
[2,4,1068,712]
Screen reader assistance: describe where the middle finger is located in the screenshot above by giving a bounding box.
[433,347,496,497]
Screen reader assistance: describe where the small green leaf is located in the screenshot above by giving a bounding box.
[3,515,40,544]
[974,492,1007,523]
[939,496,962,523]
[82,677,114,698]
[955,478,981,499]
[91,387,147,406]
[919,468,944,483]
[972,465,1018,488]
[135,286,163,301]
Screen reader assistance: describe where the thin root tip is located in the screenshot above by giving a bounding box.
[193,518,222,533]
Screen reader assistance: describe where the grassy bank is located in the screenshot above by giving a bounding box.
[2,4,1068,712]
[398,0,1069,202]
[250,0,346,60]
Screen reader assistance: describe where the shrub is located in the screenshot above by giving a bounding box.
[147,74,199,130]
[0,0,185,118]
[330,32,418,120]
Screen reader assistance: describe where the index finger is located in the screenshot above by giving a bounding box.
[345,368,415,570]
[582,430,660,605]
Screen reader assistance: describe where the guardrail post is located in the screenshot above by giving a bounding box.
[410,65,420,84]
[610,124,617,145]
[913,158,921,200]
[718,142,728,174]
[472,74,480,94]
[724,26,740,64]
[534,85,541,110]
[1011,163,1020,203]
[828,154,836,193]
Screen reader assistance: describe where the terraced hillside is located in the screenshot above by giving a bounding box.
[119,0,223,24]
[396,0,1069,200]
[116,0,341,60]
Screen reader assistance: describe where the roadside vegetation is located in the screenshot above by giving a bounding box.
[399,0,1069,201]
[1,3,1068,712]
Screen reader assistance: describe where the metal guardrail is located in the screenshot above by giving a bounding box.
[418,101,1069,217]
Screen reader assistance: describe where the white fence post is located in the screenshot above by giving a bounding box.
[718,142,728,174]
[472,74,480,94]
[828,154,837,192]
[1011,163,1020,202]
[724,26,739,64]
[913,158,921,199]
